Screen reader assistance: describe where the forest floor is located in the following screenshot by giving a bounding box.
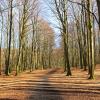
[0,65,100,100]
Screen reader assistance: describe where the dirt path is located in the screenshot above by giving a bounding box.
[0,67,100,100]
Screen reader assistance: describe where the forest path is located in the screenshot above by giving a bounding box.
[0,66,100,100]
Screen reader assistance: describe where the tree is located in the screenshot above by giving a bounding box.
[86,0,95,79]
[5,0,13,75]
[50,0,72,76]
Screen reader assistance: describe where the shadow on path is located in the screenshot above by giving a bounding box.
[27,68,63,100]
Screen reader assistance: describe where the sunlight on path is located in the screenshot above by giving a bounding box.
[0,68,100,100]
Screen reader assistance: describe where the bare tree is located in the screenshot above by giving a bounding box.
[86,0,95,79]
[5,0,13,75]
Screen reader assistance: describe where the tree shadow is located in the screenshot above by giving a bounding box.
[27,68,63,100]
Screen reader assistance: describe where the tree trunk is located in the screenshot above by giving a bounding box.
[5,0,13,75]
[87,0,95,79]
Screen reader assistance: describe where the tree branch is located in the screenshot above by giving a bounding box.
[68,0,99,24]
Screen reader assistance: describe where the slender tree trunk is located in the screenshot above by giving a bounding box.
[81,1,87,70]
[5,0,13,75]
[87,0,95,79]
[64,0,71,76]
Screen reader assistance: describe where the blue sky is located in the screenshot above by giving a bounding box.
[40,0,61,48]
